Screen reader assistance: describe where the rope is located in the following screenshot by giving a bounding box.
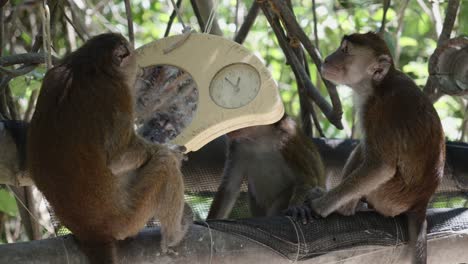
[7,186,70,263]
[386,217,401,264]
[60,236,71,264]
[285,216,301,263]
[169,0,187,29]
[164,0,193,54]
[8,183,102,264]
[204,0,219,34]
[6,186,55,234]
[296,220,308,254]
[163,29,193,54]
[199,221,214,264]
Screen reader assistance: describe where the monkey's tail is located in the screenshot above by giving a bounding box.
[78,239,118,264]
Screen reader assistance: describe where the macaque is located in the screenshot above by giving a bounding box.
[288,32,445,264]
[27,33,191,264]
[207,115,325,219]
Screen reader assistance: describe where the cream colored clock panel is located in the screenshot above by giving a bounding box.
[135,33,284,152]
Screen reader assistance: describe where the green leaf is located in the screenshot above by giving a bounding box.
[399,37,418,47]
[459,3,468,35]
[0,189,19,217]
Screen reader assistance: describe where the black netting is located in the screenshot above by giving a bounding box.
[199,208,468,261]
[46,137,468,256]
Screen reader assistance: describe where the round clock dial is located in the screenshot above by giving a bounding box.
[209,63,261,109]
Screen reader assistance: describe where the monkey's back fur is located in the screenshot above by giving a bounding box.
[363,68,445,216]
[29,34,135,239]
[27,33,188,263]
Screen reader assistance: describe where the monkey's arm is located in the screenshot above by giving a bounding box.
[289,185,316,207]
[310,160,396,217]
[341,143,362,179]
[207,158,245,220]
[108,136,151,175]
[284,136,327,206]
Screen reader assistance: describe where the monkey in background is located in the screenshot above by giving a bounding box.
[27,33,191,264]
[287,32,445,264]
[207,115,325,219]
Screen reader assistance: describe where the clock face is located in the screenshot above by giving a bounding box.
[209,63,261,109]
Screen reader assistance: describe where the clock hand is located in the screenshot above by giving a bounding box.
[235,77,240,87]
[225,77,236,87]
[231,77,241,93]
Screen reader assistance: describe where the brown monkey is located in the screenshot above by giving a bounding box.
[288,32,445,264]
[27,33,191,264]
[207,115,325,219]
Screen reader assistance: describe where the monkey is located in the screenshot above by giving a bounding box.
[27,33,192,264]
[207,115,325,219]
[287,32,445,264]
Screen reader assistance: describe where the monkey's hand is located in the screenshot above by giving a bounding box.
[284,187,326,224]
[284,204,316,225]
[336,200,360,216]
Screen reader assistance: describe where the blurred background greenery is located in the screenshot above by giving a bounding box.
[3,0,467,140]
[0,0,466,243]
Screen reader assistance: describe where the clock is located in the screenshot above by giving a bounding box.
[135,33,284,152]
[209,63,261,109]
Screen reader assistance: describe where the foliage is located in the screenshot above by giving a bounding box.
[0,189,18,217]
[4,0,466,139]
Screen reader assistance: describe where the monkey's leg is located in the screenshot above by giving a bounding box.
[249,194,266,217]
[407,210,427,264]
[311,162,396,217]
[111,138,189,253]
[335,144,363,216]
[207,161,245,219]
[265,187,293,217]
[108,136,151,175]
[141,147,189,253]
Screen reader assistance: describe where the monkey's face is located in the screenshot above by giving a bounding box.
[321,39,376,86]
[322,33,393,91]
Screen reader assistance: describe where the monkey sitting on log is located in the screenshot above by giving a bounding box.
[207,115,325,219]
[27,33,192,264]
[287,32,445,264]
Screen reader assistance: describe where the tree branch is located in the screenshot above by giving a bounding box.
[191,0,222,35]
[268,0,343,129]
[234,1,259,44]
[5,84,19,120]
[437,0,460,46]
[124,0,134,47]
[165,0,182,37]
[394,0,410,67]
[379,0,391,33]
[424,0,461,98]
[0,3,4,56]
[310,102,324,137]
[259,1,343,129]
[311,0,319,49]
[190,0,206,32]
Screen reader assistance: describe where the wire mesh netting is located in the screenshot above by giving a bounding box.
[45,138,468,261]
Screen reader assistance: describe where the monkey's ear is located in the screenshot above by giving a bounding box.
[112,45,131,67]
[368,54,392,82]
[278,116,296,134]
